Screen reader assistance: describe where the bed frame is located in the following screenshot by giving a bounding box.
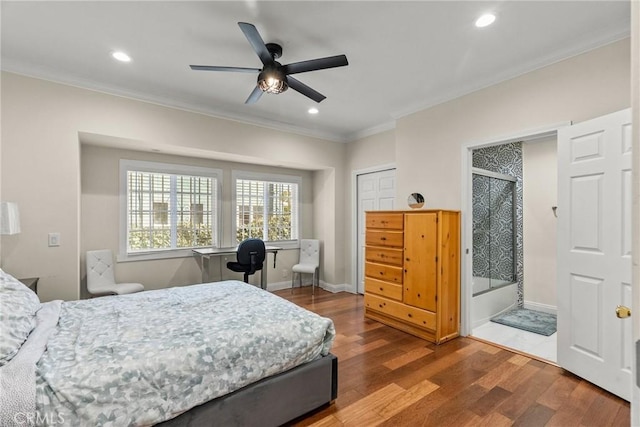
[158,354,338,426]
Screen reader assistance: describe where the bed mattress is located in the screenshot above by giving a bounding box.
[33,280,335,426]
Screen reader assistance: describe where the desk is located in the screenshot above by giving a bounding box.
[193,246,281,289]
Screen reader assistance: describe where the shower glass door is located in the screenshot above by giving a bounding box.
[472,169,516,295]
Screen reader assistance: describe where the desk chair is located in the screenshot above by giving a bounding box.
[292,239,320,294]
[226,238,266,284]
[86,249,144,296]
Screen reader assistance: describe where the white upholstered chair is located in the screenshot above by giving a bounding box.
[86,249,144,296]
[291,239,320,294]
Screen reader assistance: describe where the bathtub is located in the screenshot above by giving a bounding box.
[472,276,514,295]
[471,277,517,329]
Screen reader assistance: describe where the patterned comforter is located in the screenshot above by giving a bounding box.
[35,281,335,426]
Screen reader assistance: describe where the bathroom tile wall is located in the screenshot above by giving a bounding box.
[472,142,524,306]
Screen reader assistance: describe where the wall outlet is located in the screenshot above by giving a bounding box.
[48,232,60,247]
[282,269,289,278]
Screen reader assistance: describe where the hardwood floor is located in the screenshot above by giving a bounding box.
[274,288,630,427]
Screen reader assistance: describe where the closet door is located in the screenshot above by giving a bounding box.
[356,169,396,294]
[403,213,438,312]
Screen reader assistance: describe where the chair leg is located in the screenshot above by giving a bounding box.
[291,272,295,293]
[312,271,316,295]
[243,272,249,283]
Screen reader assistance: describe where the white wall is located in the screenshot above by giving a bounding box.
[394,39,631,211]
[1,72,347,301]
[522,137,557,310]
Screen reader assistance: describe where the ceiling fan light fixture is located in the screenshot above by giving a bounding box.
[258,69,288,94]
[190,22,348,104]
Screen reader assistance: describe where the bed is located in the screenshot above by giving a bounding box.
[0,270,337,426]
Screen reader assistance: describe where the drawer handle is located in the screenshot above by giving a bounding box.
[407,313,413,318]
[379,287,384,291]
[379,304,383,308]
[380,237,387,241]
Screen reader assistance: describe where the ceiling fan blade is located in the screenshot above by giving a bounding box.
[238,22,274,66]
[245,85,264,104]
[287,77,326,103]
[282,54,348,75]
[190,65,261,73]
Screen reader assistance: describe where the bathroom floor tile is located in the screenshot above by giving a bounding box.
[472,321,557,363]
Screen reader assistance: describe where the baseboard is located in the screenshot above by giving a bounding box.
[267,280,354,294]
[472,302,517,330]
[523,301,557,315]
[320,282,350,293]
[267,281,294,292]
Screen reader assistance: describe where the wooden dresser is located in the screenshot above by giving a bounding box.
[364,210,460,344]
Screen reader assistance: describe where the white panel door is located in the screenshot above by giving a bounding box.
[356,169,396,294]
[557,108,632,401]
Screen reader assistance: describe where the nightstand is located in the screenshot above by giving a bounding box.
[19,277,39,294]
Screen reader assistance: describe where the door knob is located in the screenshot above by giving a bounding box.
[615,305,631,318]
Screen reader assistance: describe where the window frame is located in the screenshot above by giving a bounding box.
[119,159,222,261]
[231,170,301,249]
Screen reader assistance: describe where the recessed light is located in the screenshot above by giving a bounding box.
[308,107,319,115]
[475,13,496,28]
[112,51,131,62]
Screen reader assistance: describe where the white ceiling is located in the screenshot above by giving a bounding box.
[0,1,631,143]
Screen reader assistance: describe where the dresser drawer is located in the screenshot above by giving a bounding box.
[366,230,403,248]
[365,278,403,301]
[365,247,403,267]
[365,293,436,331]
[366,213,404,230]
[365,262,403,284]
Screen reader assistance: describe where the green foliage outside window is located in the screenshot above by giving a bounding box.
[236,214,292,243]
[129,222,213,251]
[236,185,294,243]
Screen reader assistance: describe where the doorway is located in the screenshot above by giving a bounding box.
[461,127,561,363]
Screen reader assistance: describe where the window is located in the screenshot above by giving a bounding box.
[120,160,221,259]
[233,171,300,245]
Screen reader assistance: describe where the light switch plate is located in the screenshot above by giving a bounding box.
[48,232,60,247]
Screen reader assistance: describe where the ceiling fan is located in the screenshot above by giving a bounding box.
[190,22,349,105]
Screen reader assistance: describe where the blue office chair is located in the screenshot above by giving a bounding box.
[226,238,266,283]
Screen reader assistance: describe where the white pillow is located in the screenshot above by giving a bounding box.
[0,269,41,366]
